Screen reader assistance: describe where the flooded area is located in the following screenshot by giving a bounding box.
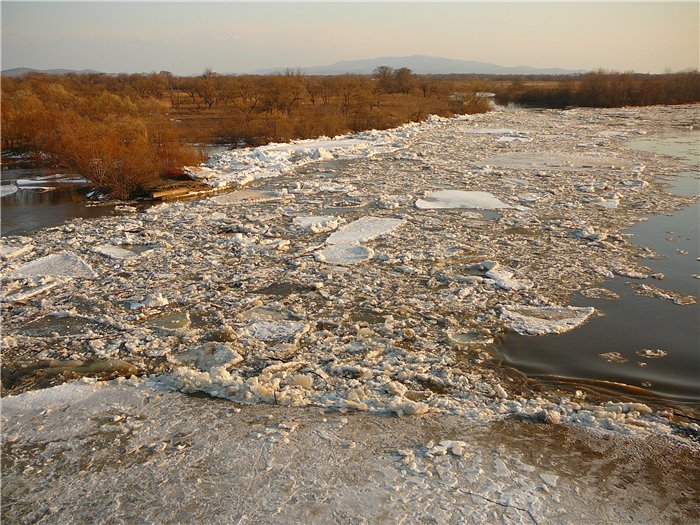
[0,168,116,236]
[498,131,699,407]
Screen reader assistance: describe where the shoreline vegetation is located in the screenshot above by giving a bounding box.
[2,68,698,198]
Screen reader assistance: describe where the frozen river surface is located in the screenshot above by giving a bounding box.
[2,105,699,523]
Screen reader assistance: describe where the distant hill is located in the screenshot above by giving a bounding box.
[1,67,101,77]
[255,55,584,76]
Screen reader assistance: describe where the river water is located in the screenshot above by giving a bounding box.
[2,130,698,408]
[0,168,116,236]
[498,130,700,407]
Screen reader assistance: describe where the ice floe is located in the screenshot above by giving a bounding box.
[325,216,404,245]
[500,305,596,335]
[1,184,18,198]
[94,244,139,260]
[316,243,373,264]
[9,252,97,279]
[315,216,404,265]
[15,174,89,188]
[415,190,511,210]
[243,320,310,343]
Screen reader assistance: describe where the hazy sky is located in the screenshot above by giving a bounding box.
[2,2,698,74]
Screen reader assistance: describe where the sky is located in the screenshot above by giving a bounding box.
[1,2,698,75]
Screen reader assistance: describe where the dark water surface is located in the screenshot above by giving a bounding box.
[498,131,700,406]
[0,168,116,236]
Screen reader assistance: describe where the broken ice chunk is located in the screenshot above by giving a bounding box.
[599,352,628,364]
[244,320,310,342]
[94,245,138,260]
[9,252,97,279]
[0,244,33,260]
[175,342,244,371]
[636,348,667,359]
[500,305,595,335]
[292,215,339,233]
[316,243,373,265]
[210,190,282,205]
[3,281,60,303]
[325,216,404,245]
[415,190,511,210]
[484,268,533,291]
[131,293,170,310]
[0,184,18,198]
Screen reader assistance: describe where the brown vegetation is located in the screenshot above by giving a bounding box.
[494,70,700,108]
[7,67,694,197]
[1,76,200,197]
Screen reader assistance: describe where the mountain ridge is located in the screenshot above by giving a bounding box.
[254,55,585,76]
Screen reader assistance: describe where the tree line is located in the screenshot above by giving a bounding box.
[494,70,700,108]
[3,67,697,197]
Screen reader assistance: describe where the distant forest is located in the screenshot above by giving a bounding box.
[2,68,698,197]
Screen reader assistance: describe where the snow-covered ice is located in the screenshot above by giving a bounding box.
[2,381,698,525]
